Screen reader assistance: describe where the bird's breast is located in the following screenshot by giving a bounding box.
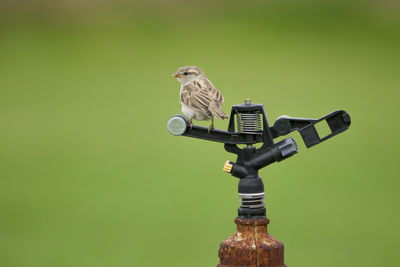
[181,103,211,121]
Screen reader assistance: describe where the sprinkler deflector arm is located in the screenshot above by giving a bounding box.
[270,110,351,148]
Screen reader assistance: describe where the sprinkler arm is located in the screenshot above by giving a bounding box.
[167,110,351,148]
[270,110,351,148]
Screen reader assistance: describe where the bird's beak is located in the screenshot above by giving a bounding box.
[172,72,183,78]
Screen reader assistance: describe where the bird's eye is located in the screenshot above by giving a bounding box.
[183,72,189,75]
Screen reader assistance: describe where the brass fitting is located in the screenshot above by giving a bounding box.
[223,160,233,173]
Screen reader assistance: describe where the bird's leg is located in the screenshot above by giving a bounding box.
[208,117,214,133]
[188,119,193,130]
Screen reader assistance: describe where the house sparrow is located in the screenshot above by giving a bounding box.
[172,66,228,132]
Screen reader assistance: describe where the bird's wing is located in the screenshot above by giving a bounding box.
[181,82,213,116]
[195,76,224,103]
[181,77,228,119]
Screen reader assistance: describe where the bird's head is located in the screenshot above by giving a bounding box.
[172,66,204,84]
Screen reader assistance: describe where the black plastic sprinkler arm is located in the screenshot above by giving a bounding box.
[270,110,351,148]
[168,111,350,149]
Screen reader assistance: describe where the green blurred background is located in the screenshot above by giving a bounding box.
[0,0,399,266]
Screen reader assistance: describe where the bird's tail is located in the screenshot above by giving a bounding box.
[209,102,229,119]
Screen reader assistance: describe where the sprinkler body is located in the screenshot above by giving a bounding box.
[167,99,351,266]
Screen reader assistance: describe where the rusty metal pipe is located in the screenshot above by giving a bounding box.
[218,217,286,267]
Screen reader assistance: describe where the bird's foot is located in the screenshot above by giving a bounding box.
[208,124,214,133]
[188,120,193,130]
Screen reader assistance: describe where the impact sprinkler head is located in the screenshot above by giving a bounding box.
[167,99,351,218]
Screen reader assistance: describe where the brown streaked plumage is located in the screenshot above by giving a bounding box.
[172,66,228,132]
